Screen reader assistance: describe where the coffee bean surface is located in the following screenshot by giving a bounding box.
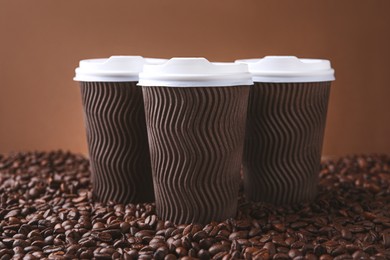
[0,151,389,259]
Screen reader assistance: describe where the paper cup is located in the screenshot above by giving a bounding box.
[236,56,335,205]
[139,58,253,224]
[74,56,166,203]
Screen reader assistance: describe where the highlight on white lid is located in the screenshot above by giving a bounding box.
[235,56,335,83]
[138,57,253,87]
[74,56,167,82]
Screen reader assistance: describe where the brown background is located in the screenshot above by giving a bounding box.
[1,1,389,157]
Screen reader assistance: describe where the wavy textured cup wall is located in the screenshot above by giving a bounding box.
[243,82,331,205]
[79,82,154,203]
[143,86,249,224]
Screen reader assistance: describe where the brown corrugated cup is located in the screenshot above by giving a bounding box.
[74,56,165,203]
[236,56,335,205]
[139,58,253,224]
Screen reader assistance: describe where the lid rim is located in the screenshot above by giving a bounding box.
[249,69,335,77]
[74,56,167,82]
[75,70,140,77]
[235,56,335,82]
[74,75,139,82]
[138,57,253,87]
[138,79,253,87]
[251,75,335,83]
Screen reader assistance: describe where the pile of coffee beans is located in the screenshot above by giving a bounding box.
[0,151,389,260]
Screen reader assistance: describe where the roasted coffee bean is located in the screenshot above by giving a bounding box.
[120,222,130,233]
[333,254,353,260]
[145,215,158,228]
[199,238,215,250]
[43,245,63,254]
[288,249,302,258]
[249,227,262,237]
[79,237,96,247]
[314,245,327,256]
[304,253,318,260]
[66,244,80,255]
[363,245,378,254]
[0,249,13,258]
[213,251,228,259]
[348,225,365,233]
[228,231,248,240]
[24,246,41,253]
[187,248,197,258]
[193,230,207,242]
[44,235,54,245]
[152,246,168,260]
[382,232,390,248]
[331,245,347,256]
[1,254,12,260]
[174,246,187,257]
[197,249,210,260]
[259,234,272,243]
[208,244,229,256]
[217,229,230,239]
[264,241,276,255]
[31,240,45,248]
[235,220,251,230]
[139,255,153,260]
[12,239,29,248]
[276,246,289,254]
[125,249,139,259]
[244,246,259,255]
[13,246,24,254]
[352,250,368,259]
[341,228,352,240]
[319,255,333,260]
[285,237,296,246]
[97,231,112,242]
[164,254,177,260]
[290,221,308,229]
[1,152,390,259]
[273,253,289,259]
[372,254,387,260]
[94,253,112,260]
[4,209,20,219]
[272,223,286,232]
[191,224,203,235]
[272,237,287,247]
[100,247,116,255]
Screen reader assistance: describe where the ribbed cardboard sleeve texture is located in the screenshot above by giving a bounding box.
[243,82,331,205]
[143,86,250,224]
[79,82,154,203]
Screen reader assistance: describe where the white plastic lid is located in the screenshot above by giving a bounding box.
[74,56,167,82]
[235,56,335,83]
[138,57,253,87]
